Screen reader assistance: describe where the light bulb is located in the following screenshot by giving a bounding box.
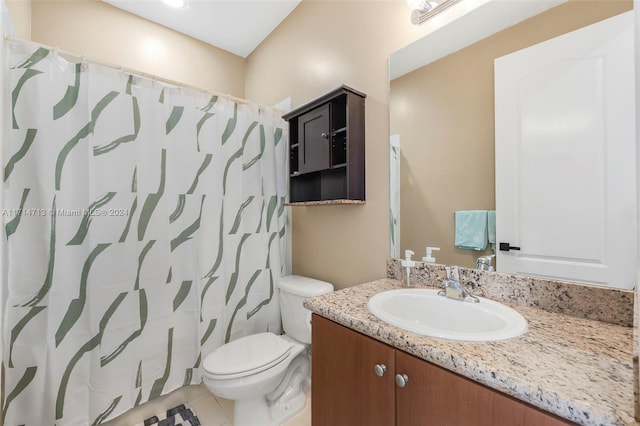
[406,0,431,12]
[163,0,186,8]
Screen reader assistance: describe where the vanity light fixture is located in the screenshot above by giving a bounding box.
[407,0,461,25]
[162,0,186,8]
[407,0,434,12]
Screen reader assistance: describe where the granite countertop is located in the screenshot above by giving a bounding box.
[304,278,635,426]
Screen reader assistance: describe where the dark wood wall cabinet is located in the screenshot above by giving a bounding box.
[311,315,574,426]
[283,85,366,205]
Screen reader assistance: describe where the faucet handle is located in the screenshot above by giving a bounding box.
[476,255,495,271]
[445,265,460,282]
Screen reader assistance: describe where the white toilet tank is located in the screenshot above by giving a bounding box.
[279,275,333,344]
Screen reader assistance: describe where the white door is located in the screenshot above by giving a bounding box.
[494,11,636,289]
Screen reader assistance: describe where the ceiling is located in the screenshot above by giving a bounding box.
[103,0,301,58]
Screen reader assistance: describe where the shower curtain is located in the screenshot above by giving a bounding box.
[2,40,289,425]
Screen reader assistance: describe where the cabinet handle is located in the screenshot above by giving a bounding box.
[321,132,329,139]
[374,364,387,377]
[395,373,409,388]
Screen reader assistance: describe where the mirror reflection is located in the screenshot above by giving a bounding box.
[389,0,635,289]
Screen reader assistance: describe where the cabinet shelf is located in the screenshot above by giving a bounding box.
[285,199,366,206]
[283,85,365,204]
[289,170,314,178]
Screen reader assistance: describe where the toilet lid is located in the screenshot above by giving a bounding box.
[203,333,291,378]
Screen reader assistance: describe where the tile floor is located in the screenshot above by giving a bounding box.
[104,383,311,426]
[188,387,312,426]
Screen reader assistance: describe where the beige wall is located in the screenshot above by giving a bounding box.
[245,0,436,289]
[29,0,246,98]
[391,0,632,269]
[5,0,31,39]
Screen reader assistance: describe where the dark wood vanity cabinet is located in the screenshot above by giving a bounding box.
[283,85,365,204]
[311,314,574,426]
[295,104,330,174]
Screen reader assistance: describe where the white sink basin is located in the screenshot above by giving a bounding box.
[368,289,528,341]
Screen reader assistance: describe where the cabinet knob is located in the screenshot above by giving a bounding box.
[374,364,387,377]
[395,373,409,388]
[321,132,329,139]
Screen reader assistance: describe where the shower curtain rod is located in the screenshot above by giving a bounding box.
[3,34,285,113]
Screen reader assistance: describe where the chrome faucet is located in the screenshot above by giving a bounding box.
[438,266,479,303]
[476,254,495,271]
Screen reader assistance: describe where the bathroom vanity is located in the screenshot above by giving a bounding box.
[304,275,634,425]
[312,314,571,425]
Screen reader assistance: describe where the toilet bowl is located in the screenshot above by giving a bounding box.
[202,275,333,426]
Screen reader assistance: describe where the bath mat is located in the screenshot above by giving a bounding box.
[135,404,201,426]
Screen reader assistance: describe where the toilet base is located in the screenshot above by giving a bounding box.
[233,397,272,426]
[231,351,310,426]
[268,387,307,425]
[232,385,308,426]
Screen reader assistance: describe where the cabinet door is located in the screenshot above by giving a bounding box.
[395,350,573,426]
[312,315,395,426]
[298,104,330,174]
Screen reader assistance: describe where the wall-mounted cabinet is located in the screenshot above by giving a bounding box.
[283,85,366,205]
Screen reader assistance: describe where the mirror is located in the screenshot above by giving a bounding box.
[389,0,635,289]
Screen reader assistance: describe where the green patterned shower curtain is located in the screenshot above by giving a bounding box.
[2,40,289,425]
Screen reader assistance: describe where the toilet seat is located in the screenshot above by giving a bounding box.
[203,332,292,380]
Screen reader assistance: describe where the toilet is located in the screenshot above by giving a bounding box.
[202,275,334,426]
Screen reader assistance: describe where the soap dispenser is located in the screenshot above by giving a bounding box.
[401,250,416,287]
[422,247,440,264]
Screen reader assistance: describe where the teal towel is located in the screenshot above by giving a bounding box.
[488,210,496,251]
[455,210,488,250]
